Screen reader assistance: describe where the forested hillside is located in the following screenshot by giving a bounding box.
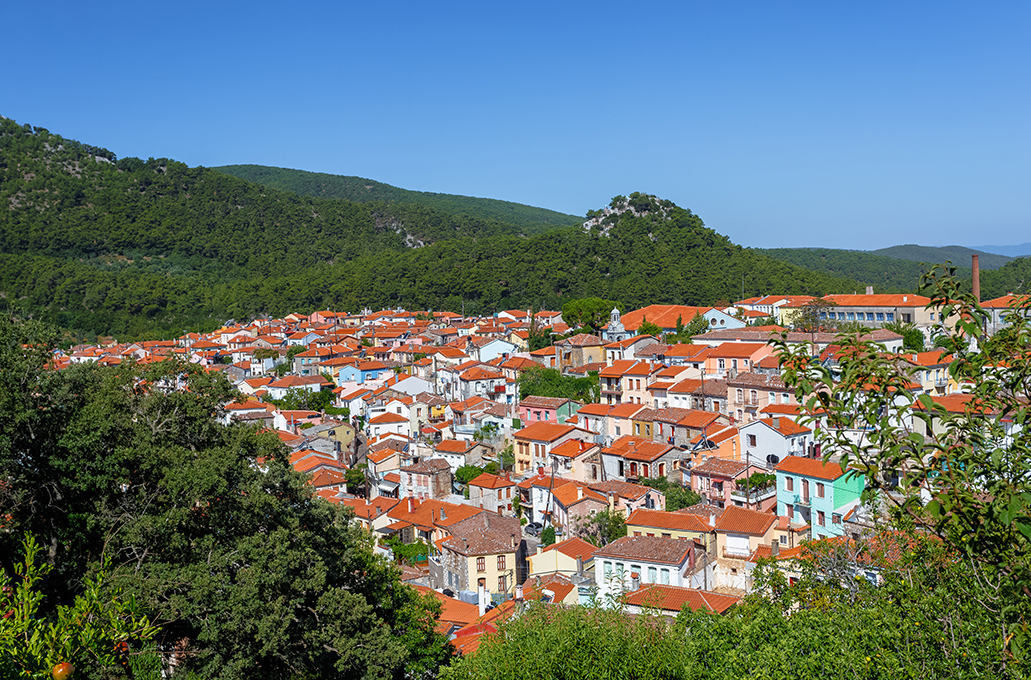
[757,247,942,293]
[872,244,1011,270]
[980,256,1031,299]
[0,118,860,340]
[215,164,581,232]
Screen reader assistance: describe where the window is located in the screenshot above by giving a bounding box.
[786,503,794,520]
[876,313,885,321]
[661,569,670,584]
[750,390,757,404]
[819,312,827,320]
[642,464,650,478]
[719,359,726,371]
[498,575,506,592]
[769,392,776,403]
[478,577,486,589]
[604,561,612,578]
[477,557,486,572]
[886,312,894,322]
[662,533,671,539]
[818,511,826,526]
[828,312,836,320]
[847,312,855,321]
[647,567,657,583]
[748,434,757,447]
[816,482,825,498]
[732,359,738,371]
[658,462,665,476]
[497,555,506,570]
[736,388,744,402]
[866,313,875,321]
[615,426,621,436]
[833,513,842,524]
[785,477,794,492]
[782,392,790,404]
[779,534,788,545]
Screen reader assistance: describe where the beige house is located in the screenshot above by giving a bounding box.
[527,537,598,580]
[435,512,526,597]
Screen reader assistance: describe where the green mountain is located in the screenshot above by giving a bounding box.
[872,244,1012,270]
[0,118,861,341]
[756,247,944,293]
[214,164,581,233]
[980,256,1031,299]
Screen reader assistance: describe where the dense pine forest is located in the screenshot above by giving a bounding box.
[761,246,1029,300]
[0,117,869,340]
[215,164,582,232]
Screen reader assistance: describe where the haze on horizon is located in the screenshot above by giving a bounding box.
[5,1,1028,251]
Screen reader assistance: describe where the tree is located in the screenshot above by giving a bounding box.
[0,317,451,678]
[573,508,627,547]
[638,477,701,511]
[884,319,926,352]
[517,366,599,403]
[346,463,367,494]
[637,316,663,338]
[0,535,159,678]
[561,298,619,334]
[540,526,556,546]
[789,298,839,333]
[773,265,1031,666]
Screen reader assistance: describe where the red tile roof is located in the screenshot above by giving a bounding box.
[623,584,740,614]
[714,505,777,536]
[775,456,844,481]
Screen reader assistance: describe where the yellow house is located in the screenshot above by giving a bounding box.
[625,509,714,549]
[437,512,525,597]
[527,537,598,580]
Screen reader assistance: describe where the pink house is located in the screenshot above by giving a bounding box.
[690,457,775,512]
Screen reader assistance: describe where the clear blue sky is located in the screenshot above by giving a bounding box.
[5,1,1028,249]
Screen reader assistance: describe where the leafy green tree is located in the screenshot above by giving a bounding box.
[561,298,619,334]
[0,535,159,679]
[884,319,926,352]
[774,265,1031,666]
[456,465,485,486]
[540,526,556,546]
[791,298,837,333]
[346,463,367,494]
[638,477,701,511]
[574,508,627,547]
[517,366,598,403]
[637,316,663,338]
[0,317,451,678]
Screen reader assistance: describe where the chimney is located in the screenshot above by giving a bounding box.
[865,286,874,295]
[689,545,696,570]
[440,507,447,520]
[630,572,641,591]
[515,584,524,601]
[478,583,487,616]
[577,486,583,500]
[608,493,616,512]
[407,497,414,513]
[972,254,981,303]
[537,544,544,555]
[709,513,716,528]
[576,556,583,575]
[511,532,517,548]
[771,541,780,557]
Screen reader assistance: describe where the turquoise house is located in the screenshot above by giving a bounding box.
[774,456,864,540]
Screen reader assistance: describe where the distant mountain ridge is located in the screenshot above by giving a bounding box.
[871,244,1012,270]
[214,164,581,233]
[970,243,1031,258]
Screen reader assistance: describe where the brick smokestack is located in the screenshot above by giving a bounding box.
[972,254,980,303]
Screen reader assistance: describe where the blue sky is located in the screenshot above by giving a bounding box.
[5,1,1028,249]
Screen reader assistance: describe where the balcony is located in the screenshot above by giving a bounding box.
[722,546,751,560]
[730,486,776,504]
[793,494,811,507]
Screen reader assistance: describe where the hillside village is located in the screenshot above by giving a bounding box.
[50,290,1029,652]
